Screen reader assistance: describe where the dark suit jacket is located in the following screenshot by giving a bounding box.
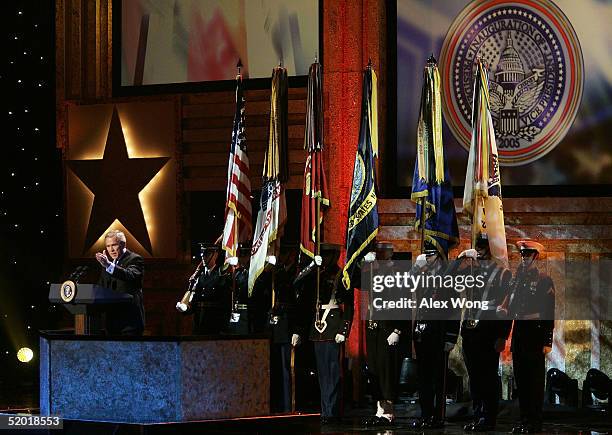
[97,249,145,335]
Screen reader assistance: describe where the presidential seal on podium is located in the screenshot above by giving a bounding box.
[60,280,77,303]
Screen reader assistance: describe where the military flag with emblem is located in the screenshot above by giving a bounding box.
[411,55,459,258]
[342,62,379,290]
[248,66,289,295]
[463,59,508,266]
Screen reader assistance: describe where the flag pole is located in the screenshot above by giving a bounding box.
[419,54,437,255]
[419,197,426,253]
[232,216,238,312]
[316,195,321,294]
[271,269,276,309]
[231,59,242,313]
[291,344,296,412]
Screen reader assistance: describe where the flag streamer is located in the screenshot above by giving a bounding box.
[249,67,289,294]
[300,62,329,259]
[411,57,459,258]
[463,59,508,266]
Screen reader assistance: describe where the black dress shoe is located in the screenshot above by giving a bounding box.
[371,416,394,426]
[361,416,379,426]
[472,421,495,432]
[463,421,476,431]
[511,424,525,433]
[320,416,340,425]
[411,418,426,429]
[427,419,444,429]
[512,423,529,433]
[512,423,543,433]
[414,417,444,429]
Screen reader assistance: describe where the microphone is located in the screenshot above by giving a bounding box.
[74,266,88,283]
[67,266,88,283]
[67,266,82,281]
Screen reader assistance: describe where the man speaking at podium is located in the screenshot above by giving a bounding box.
[95,230,145,335]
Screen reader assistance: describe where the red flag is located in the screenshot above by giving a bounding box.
[300,62,329,258]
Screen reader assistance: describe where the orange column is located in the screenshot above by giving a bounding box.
[322,0,386,360]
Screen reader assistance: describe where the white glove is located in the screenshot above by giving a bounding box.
[314,255,323,266]
[496,304,509,317]
[444,342,455,353]
[176,302,188,312]
[334,334,346,343]
[415,253,428,268]
[458,248,478,260]
[291,334,301,347]
[266,255,277,265]
[387,332,400,346]
[364,252,376,263]
[227,256,239,266]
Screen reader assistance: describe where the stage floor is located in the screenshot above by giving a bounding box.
[1,402,610,434]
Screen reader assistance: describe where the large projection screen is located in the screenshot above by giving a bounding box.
[118,0,320,87]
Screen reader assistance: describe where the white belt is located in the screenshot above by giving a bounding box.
[321,304,339,310]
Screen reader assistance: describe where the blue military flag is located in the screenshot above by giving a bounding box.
[342,65,379,290]
[411,57,459,258]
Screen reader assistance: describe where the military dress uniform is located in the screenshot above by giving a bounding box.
[295,247,353,423]
[453,254,512,431]
[365,318,405,422]
[225,265,251,335]
[509,241,555,434]
[267,256,300,413]
[413,257,460,429]
[192,265,231,335]
[360,244,408,426]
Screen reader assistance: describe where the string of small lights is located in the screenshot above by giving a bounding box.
[1,0,62,405]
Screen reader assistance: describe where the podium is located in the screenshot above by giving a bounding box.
[49,283,133,334]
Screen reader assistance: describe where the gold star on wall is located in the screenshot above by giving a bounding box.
[67,107,169,254]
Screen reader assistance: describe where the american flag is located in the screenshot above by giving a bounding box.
[222,76,252,257]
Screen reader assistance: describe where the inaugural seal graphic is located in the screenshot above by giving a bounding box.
[440,0,583,166]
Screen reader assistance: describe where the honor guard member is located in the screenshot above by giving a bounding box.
[192,244,231,335]
[267,246,300,413]
[411,244,459,429]
[225,245,252,335]
[508,241,555,434]
[455,235,513,432]
[294,243,352,425]
[361,242,406,426]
